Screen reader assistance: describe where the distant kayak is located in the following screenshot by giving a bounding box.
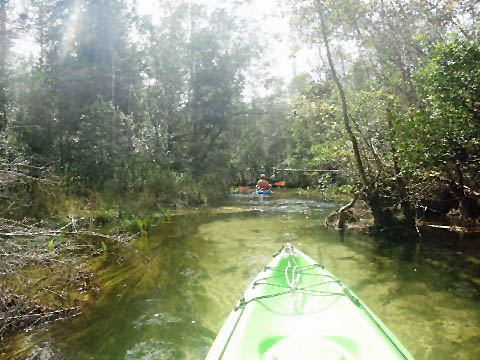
[206,243,414,360]
[256,189,273,196]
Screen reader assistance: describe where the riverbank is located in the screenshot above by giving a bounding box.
[0,203,133,348]
[321,192,480,241]
[0,184,213,352]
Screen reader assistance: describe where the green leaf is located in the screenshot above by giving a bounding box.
[58,234,65,244]
[161,208,172,223]
[136,219,147,233]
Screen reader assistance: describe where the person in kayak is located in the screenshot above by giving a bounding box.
[256,174,272,191]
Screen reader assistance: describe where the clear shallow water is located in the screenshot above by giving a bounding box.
[8,191,480,359]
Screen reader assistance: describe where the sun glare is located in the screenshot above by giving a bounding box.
[136,0,317,87]
[61,0,83,59]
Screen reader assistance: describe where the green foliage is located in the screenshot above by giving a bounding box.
[296,183,352,201]
[120,211,150,235]
[4,0,480,230]
[6,0,263,201]
[135,218,148,235]
[47,233,65,250]
[396,38,480,179]
[279,76,353,186]
[227,95,291,183]
[311,139,350,169]
[334,184,353,196]
[286,0,480,229]
[160,208,172,224]
[70,101,134,187]
[317,173,334,190]
[57,233,65,245]
[15,67,58,160]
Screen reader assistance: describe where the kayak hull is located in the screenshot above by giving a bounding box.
[206,244,413,360]
[256,189,273,196]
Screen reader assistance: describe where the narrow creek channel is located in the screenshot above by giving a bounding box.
[7,191,480,359]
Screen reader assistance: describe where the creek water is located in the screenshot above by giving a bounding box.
[8,191,480,359]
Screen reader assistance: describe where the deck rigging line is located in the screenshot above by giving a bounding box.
[219,252,410,360]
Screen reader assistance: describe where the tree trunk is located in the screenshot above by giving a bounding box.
[318,5,368,188]
[318,4,396,232]
[0,0,8,133]
[386,110,416,229]
[366,189,396,229]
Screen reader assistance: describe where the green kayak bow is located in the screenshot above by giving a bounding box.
[206,243,414,360]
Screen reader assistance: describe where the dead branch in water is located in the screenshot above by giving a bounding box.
[0,216,131,340]
[0,290,80,341]
[325,194,359,230]
[0,153,133,341]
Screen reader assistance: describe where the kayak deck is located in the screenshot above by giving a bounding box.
[206,244,413,360]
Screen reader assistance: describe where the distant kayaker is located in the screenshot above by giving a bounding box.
[256,174,272,191]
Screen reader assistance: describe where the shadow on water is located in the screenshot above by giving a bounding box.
[6,190,480,359]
